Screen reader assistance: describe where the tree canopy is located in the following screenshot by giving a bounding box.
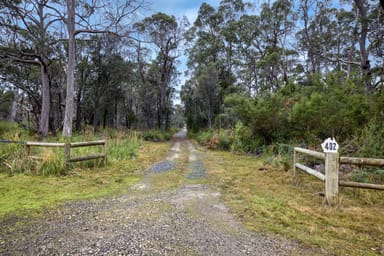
[0,0,383,152]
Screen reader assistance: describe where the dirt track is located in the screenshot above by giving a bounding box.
[0,130,308,255]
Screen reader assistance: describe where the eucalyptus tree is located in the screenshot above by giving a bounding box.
[183,2,224,131]
[62,0,146,137]
[0,62,42,128]
[253,0,294,92]
[0,0,62,136]
[0,88,14,121]
[76,35,130,132]
[186,3,223,69]
[218,0,247,87]
[196,63,220,128]
[353,0,371,89]
[134,12,184,130]
[297,0,383,88]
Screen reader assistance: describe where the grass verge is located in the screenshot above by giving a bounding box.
[203,150,384,256]
[0,141,169,218]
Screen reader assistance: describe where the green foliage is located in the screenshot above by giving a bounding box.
[0,122,31,176]
[357,118,384,158]
[192,74,382,159]
[141,130,172,142]
[292,79,371,143]
[349,168,384,184]
[230,121,261,153]
[225,93,287,144]
[108,138,140,161]
[0,121,17,136]
[216,130,234,151]
[195,129,214,145]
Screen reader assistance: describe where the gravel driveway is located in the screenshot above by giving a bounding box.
[0,130,309,255]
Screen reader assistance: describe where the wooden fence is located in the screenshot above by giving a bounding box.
[293,147,384,204]
[25,140,106,166]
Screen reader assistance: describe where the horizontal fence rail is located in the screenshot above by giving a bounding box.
[340,156,384,166]
[26,142,65,147]
[0,139,25,144]
[70,140,106,148]
[339,180,384,190]
[69,154,106,163]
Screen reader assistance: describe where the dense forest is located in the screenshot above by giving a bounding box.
[182,0,384,156]
[0,0,383,156]
[0,0,187,137]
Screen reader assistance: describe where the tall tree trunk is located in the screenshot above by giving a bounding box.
[354,0,371,91]
[63,0,76,137]
[103,108,107,129]
[75,85,82,131]
[165,109,170,131]
[9,90,18,122]
[39,60,50,136]
[114,96,118,129]
[93,97,100,133]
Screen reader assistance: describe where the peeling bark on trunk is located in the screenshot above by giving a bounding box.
[63,0,76,138]
[354,0,372,91]
[39,60,50,136]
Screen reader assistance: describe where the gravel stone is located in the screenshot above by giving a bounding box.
[149,161,175,173]
[186,160,206,179]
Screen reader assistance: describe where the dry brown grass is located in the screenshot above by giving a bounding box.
[202,149,384,256]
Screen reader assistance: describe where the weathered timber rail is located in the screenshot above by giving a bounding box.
[25,140,106,166]
[294,147,384,204]
[0,139,25,144]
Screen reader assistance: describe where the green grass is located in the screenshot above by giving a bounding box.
[203,150,384,256]
[0,141,170,218]
[0,173,140,216]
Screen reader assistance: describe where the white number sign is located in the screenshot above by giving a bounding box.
[321,137,339,153]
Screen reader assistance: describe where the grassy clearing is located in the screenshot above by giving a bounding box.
[203,150,384,256]
[0,141,170,218]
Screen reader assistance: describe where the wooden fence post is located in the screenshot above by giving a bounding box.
[293,149,296,177]
[25,143,30,156]
[103,140,107,165]
[325,152,339,205]
[64,143,71,167]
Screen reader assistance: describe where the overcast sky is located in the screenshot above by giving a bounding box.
[146,0,219,24]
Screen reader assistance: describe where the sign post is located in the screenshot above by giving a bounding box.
[321,138,339,205]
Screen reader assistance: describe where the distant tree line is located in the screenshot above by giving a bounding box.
[181,0,384,154]
[0,0,186,137]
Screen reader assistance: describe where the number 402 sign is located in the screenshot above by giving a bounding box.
[321,138,339,153]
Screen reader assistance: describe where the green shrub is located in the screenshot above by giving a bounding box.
[217,130,234,151]
[358,118,384,158]
[0,121,18,136]
[262,143,294,171]
[196,129,214,145]
[230,121,261,153]
[141,130,172,142]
